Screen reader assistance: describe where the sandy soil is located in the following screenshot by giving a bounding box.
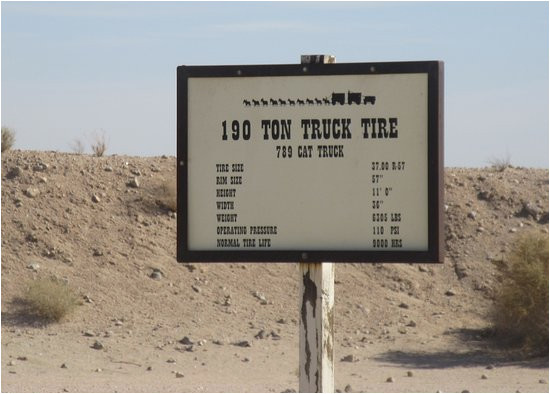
[1,150,548,393]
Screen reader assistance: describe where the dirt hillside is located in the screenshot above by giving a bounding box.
[1,150,548,393]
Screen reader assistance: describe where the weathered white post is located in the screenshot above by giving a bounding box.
[299,54,336,394]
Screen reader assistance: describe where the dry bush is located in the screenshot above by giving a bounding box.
[157,179,177,212]
[24,277,79,322]
[90,130,108,157]
[488,153,511,172]
[70,138,86,154]
[492,233,549,354]
[2,126,15,152]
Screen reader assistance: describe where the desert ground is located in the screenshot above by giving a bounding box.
[1,150,548,393]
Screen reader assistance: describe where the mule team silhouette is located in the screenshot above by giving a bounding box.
[243,91,376,107]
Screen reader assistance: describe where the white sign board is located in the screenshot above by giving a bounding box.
[177,61,443,262]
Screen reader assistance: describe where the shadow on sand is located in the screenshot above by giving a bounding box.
[373,328,548,369]
[1,297,52,328]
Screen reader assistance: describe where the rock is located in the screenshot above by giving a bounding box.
[25,187,40,198]
[127,177,140,188]
[461,390,470,393]
[92,248,104,257]
[7,360,16,366]
[175,372,184,378]
[83,295,93,303]
[344,384,353,393]
[407,371,414,377]
[130,168,142,176]
[83,331,96,337]
[27,263,40,271]
[16,356,27,361]
[516,201,539,220]
[91,195,101,203]
[167,358,176,364]
[398,302,409,309]
[398,327,407,334]
[277,318,288,324]
[252,291,267,303]
[481,374,488,380]
[406,320,417,327]
[146,366,152,371]
[386,377,394,383]
[91,340,104,350]
[95,368,102,372]
[104,166,113,172]
[242,357,250,362]
[182,263,197,272]
[478,190,493,201]
[150,271,162,280]
[6,167,22,179]
[61,363,68,369]
[445,289,456,296]
[270,330,281,340]
[538,212,549,224]
[26,233,38,242]
[233,340,251,348]
[192,285,201,293]
[467,211,477,219]
[486,364,495,370]
[179,336,194,345]
[341,354,357,362]
[32,162,49,172]
[539,379,548,384]
[255,330,266,340]
[282,389,296,393]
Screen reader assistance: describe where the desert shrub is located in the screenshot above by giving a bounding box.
[90,130,108,157]
[24,277,79,321]
[2,126,15,152]
[492,233,548,353]
[70,138,86,154]
[157,179,177,212]
[488,153,511,172]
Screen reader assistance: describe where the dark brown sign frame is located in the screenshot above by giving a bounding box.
[177,61,444,263]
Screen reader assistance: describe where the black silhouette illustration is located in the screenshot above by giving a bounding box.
[331,93,346,105]
[347,91,361,105]
[242,92,376,107]
[363,96,376,105]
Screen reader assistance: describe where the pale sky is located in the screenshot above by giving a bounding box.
[1,1,548,167]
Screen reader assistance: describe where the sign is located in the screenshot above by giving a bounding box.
[177,61,444,262]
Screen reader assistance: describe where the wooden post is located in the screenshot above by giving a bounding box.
[299,263,335,393]
[299,54,335,393]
